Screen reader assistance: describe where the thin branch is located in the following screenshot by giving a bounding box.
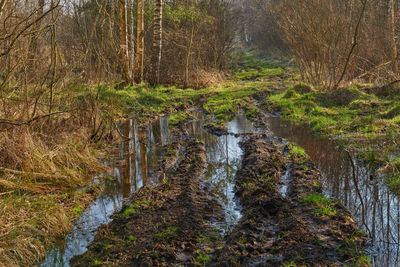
[0,2,60,57]
[334,0,368,89]
[0,111,68,127]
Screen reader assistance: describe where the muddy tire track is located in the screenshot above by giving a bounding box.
[70,139,224,267]
[209,135,367,266]
[71,132,367,267]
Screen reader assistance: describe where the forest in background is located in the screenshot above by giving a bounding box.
[2,0,400,128]
[244,0,400,87]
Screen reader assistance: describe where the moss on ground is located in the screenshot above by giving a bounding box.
[269,85,393,136]
[269,80,400,196]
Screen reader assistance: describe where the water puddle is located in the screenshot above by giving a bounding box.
[279,163,293,198]
[41,112,254,266]
[40,118,172,266]
[266,115,400,267]
[188,111,256,232]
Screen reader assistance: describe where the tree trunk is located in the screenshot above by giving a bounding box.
[129,0,135,79]
[135,0,144,83]
[118,0,131,83]
[0,0,8,19]
[49,0,57,114]
[185,18,194,87]
[391,0,398,75]
[151,0,163,85]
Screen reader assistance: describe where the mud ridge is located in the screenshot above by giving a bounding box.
[209,135,367,266]
[71,139,224,266]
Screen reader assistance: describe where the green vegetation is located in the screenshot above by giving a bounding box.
[192,249,212,266]
[122,200,153,217]
[301,193,338,217]
[234,51,286,81]
[270,82,400,196]
[283,261,297,267]
[203,81,273,123]
[168,112,191,126]
[258,174,276,190]
[155,226,178,239]
[245,106,262,121]
[288,143,307,158]
[128,235,137,242]
[269,84,400,137]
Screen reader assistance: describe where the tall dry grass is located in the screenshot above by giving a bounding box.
[0,101,108,266]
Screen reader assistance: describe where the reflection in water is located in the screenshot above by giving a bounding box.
[40,118,170,267]
[266,116,400,267]
[189,111,256,232]
[41,112,254,266]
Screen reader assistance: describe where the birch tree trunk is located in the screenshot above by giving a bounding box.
[151,0,163,85]
[118,0,131,83]
[391,0,398,75]
[135,0,144,83]
[0,0,8,19]
[129,0,135,79]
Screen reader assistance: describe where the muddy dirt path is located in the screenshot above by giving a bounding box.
[71,139,225,266]
[70,123,366,266]
[211,135,365,266]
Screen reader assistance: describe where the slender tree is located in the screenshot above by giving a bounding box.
[49,0,57,114]
[135,0,144,83]
[151,0,163,85]
[0,0,8,19]
[390,0,398,75]
[129,0,135,79]
[118,0,131,83]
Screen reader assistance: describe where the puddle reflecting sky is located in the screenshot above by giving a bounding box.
[188,112,256,233]
[41,112,253,266]
[266,116,400,267]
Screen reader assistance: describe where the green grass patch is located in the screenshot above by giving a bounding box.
[301,193,337,217]
[155,226,178,239]
[122,200,152,217]
[268,85,396,137]
[192,249,212,266]
[168,112,191,126]
[288,143,307,158]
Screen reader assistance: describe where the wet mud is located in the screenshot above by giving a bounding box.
[71,129,366,266]
[70,139,224,266]
[210,135,366,266]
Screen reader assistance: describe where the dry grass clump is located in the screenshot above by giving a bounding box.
[0,126,106,267]
[190,69,226,88]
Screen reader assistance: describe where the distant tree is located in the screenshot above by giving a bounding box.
[119,0,131,83]
[0,0,8,19]
[151,0,163,85]
[390,0,398,75]
[135,0,144,83]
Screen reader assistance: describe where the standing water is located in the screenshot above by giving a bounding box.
[41,112,254,266]
[266,115,400,267]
